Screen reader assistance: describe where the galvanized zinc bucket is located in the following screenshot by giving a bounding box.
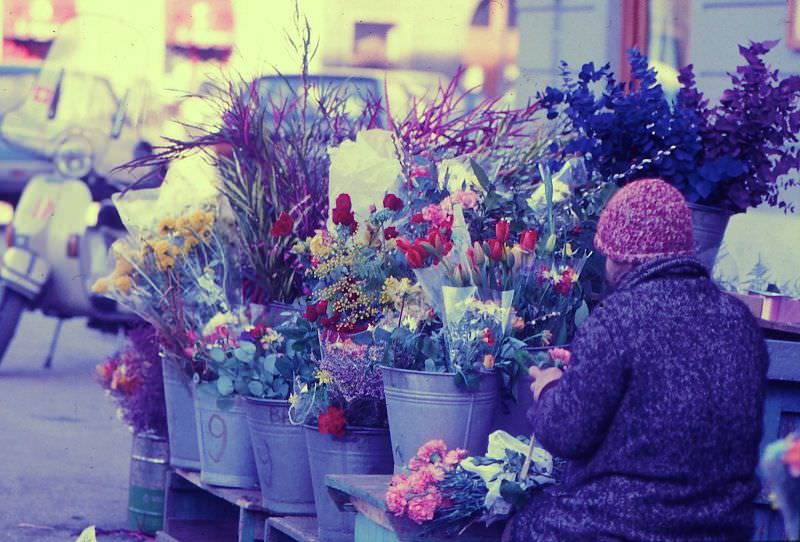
[305,425,393,542]
[194,383,259,488]
[161,354,201,470]
[244,397,315,513]
[127,433,168,534]
[382,367,499,471]
[687,202,732,271]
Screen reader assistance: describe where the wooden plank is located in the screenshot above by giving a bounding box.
[176,469,264,511]
[326,474,392,511]
[157,519,238,542]
[265,516,319,542]
[766,340,800,382]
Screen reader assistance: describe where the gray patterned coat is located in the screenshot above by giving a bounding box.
[511,256,768,542]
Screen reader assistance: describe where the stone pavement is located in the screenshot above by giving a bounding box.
[0,311,146,542]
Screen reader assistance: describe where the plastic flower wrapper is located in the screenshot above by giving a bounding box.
[113,152,224,236]
[438,157,483,194]
[760,433,800,540]
[327,129,402,226]
[459,431,555,517]
[526,159,578,213]
[441,286,514,385]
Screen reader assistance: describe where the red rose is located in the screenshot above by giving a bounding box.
[482,328,495,346]
[335,193,352,212]
[405,247,426,269]
[318,406,346,437]
[270,212,294,237]
[384,226,399,240]
[520,229,539,251]
[488,239,504,262]
[495,220,510,244]
[304,304,319,322]
[383,193,404,212]
[332,194,356,230]
[555,271,574,296]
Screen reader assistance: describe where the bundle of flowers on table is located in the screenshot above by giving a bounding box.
[95,324,167,437]
[385,431,561,533]
[760,432,800,539]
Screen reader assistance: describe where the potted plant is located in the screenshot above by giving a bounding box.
[541,42,800,268]
[241,314,318,513]
[96,325,168,534]
[289,331,394,542]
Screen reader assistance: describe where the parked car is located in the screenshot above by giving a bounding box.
[172,67,449,139]
[0,64,53,201]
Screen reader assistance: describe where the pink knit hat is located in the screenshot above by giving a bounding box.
[594,178,695,264]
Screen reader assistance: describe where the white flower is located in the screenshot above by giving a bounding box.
[527,160,575,213]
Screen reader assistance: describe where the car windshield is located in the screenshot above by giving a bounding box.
[0,70,38,115]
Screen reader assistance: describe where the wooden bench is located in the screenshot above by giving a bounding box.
[157,469,312,542]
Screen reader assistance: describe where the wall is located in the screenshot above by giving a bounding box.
[515,0,621,103]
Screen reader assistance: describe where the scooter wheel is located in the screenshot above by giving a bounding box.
[0,285,26,366]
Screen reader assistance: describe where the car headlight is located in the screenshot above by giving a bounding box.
[54,136,94,179]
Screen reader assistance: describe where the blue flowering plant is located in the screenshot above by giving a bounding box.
[541,41,800,212]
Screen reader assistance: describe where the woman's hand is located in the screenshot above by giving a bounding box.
[529,366,563,401]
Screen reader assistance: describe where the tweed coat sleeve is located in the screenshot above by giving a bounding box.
[528,306,628,459]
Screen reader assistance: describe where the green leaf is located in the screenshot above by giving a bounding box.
[234,346,255,363]
[248,380,264,397]
[262,354,278,374]
[470,158,491,191]
[574,301,589,327]
[210,348,226,363]
[216,375,234,396]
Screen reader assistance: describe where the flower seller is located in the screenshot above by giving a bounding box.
[506,178,769,541]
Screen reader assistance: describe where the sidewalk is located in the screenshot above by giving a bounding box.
[0,312,142,542]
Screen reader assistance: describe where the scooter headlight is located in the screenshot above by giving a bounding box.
[55,136,94,179]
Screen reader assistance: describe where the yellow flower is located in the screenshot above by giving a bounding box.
[315,369,333,385]
[150,239,177,271]
[309,232,332,259]
[291,241,306,255]
[288,393,300,408]
[92,277,110,294]
[113,274,133,293]
[158,217,176,234]
[113,257,134,277]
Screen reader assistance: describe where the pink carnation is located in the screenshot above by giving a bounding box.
[416,439,448,463]
[385,485,407,515]
[549,347,572,367]
[451,190,480,210]
[421,204,451,228]
[407,489,443,524]
[444,448,468,468]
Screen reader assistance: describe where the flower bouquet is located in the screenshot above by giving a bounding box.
[386,431,560,535]
[760,432,800,539]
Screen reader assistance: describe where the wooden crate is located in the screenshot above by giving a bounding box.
[264,516,319,542]
[157,469,273,542]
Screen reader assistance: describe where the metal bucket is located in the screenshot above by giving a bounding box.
[127,433,168,534]
[161,354,201,470]
[382,367,499,471]
[244,397,315,514]
[493,346,556,437]
[194,383,259,488]
[687,202,732,271]
[304,425,393,542]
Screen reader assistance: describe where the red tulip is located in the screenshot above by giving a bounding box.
[332,194,356,230]
[270,212,294,237]
[495,220,510,244]
[520,229,539,251]
[406,247,426,268]
[488,239,504,262]
[383,193,404,212]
